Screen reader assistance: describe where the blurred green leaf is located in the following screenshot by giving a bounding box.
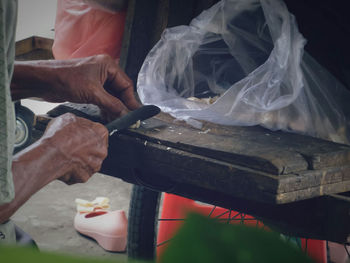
[1,213,314,263]
[0,245,145,263]
[161,213,314,263]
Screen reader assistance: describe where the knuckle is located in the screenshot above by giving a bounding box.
[92,122,109,139]
[91,157,104,172]
[62,112,77,121]
[101,148,108,160]
[93,162,103,173]
[127,76,134,85]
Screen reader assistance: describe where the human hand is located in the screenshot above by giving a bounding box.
[1,113,108,222]
[42,113,109,184]
[47,54,141,119]
[12,55,141,120]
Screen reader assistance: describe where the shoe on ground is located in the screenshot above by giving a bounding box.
[74,210,127,252]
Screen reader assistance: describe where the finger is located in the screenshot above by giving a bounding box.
[94,88,129,118]
[90,121,109,143]
[58,173,72,185]
[119,87,142,111]
[71,122,109,161]
[79,145,108,170]
[85,155,105,174]
[107,67,141,110]
[78,150,106,169]
[67,167,92,185]
[44,113,77,138]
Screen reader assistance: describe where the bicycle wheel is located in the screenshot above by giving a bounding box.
[14,104,35,153]
[127,185,161,260]
[127,187,264,261]
[127,187,345,263]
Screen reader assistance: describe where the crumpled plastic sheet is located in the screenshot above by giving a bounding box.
[138,0,350,144]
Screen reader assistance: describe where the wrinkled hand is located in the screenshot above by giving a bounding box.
[1,113,108,223]
[12,54,141,120]
[44,55,140,119]
[42,113,109,184]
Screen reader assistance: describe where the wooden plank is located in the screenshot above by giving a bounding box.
[131,116,308,175]
[107,131,350,204]
[120,0,168,85]
[278,165,350,194]
[267,130,350,170]
[151,0,169,45]
[276,180,350,203]
[119,0,135,70]
[146,113,350,174]
[15,36,54,60]
[105,132,280,203]
[108,123,350,201]
[46,103,350,203]
[31,117,350,242]
[187,114,350,171]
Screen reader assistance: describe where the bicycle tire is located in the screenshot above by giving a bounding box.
[127,185,161,261]
[14,104,35,153]
[127,187,334,262]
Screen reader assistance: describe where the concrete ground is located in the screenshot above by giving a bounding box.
[11,173,132,262]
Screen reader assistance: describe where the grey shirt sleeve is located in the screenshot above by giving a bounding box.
[0,0,17,205]
[0,0,18,245]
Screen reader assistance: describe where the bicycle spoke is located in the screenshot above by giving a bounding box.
[214,210,230,219]
[255,219,260,228]
[158,218,186,221]
[345,244,350,257]
[208,206,217,217]
[240,213,246,224]
[157,238,173,247]
[227,210,232,224]
[304,239,308,252]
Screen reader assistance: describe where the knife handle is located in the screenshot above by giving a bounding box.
[106,105,160,134]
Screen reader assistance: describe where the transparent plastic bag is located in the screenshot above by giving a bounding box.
[138,0,350,144]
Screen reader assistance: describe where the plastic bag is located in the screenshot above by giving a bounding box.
[52,0,126,60]
[138,0,350,144]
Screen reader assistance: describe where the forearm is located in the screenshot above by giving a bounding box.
[82,0,128,12]
[0,138,68,223]
[11,60,59,101]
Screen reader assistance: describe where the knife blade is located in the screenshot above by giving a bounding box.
[106,105,161,136]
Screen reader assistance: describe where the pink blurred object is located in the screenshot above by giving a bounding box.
[53,0,126,60]
[74,210,128,252]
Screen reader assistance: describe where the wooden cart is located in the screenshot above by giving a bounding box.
[22,0,350,260]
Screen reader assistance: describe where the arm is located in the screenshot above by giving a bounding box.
[82,0,128,12]
[11,54,140,119]
[0,113,108,224]
[3,54,139,222]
